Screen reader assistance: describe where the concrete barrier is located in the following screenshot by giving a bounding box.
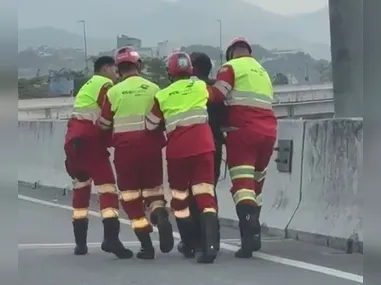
[287,119,363,252]
[18,120,71,190]
[18,118,363,252]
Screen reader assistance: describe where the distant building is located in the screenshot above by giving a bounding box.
[137,47,154,58]
[48,69,74,96]
[117,35,142,49]
[156,41,179,59]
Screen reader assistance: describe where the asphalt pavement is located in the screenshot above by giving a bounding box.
[18,185,363,285]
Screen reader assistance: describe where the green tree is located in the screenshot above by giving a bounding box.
[272,73,289,85]
[142,58,170,88]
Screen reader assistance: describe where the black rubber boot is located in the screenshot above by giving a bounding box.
[150,207,174,253]
[189,198,202,251]
[176,217,196,258]
[197,212,219,264]
[101,217,134,259]
[73,218,88,255]
[234,203,261,259]
[135,231,155,260]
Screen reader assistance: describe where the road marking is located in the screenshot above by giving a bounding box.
[18,241,159,249]
[18,194,363,283]
[220,238,293,243]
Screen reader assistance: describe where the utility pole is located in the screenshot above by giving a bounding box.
[217,19,223,65]
[77,20,88,74]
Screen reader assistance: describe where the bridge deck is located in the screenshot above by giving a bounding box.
[18,185,362,285]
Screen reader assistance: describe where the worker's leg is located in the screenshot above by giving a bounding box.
[141,148,174,254]
[89,142,133,259]
[190,152,219,264]
[167,157,195,258]
[64,138,92,256]
[114,147,154,259]
[225,130,260,258]
[251,135,276,252]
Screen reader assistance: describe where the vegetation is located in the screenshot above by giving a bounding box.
[18,44,332,99]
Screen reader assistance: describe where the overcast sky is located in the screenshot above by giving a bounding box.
[245,0,328,15]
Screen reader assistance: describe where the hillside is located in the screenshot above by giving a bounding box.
[18,44,332,84]
[18,0,330,60]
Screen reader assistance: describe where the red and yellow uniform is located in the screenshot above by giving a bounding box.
[64,74,133,259]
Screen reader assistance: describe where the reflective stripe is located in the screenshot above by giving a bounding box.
[191,183,215,196]
[226,91,273,110]
[256,193,263,206]
[101,208,118,218]
[98,117,112,130]
[72,179,92,189]
[149,200,166,212]
[171,189,189,200]
[119,190,141,201]
[254,168,267,182]
[113,115,145,133]
[131,217,150,229]
[71,107,101,123]
[174,207,190,218]
[214,80,232,96]
[142,186,164,198]
[202,207,217,213]
[232,189,257,205]
[145,112,161,130]
[165,108,208,133]
[72,208,88,219]
[229,165,255,180]
[97,184,117,194]
[146,112,161,124]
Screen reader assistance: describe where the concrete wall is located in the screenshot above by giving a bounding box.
[18,118,363,252]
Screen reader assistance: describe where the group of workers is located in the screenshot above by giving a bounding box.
[64,37,277,264]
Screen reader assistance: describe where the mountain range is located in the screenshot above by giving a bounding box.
[18,0,331,60]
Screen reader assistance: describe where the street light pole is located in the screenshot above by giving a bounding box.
[77,20,88,74]
[217,19,223,65]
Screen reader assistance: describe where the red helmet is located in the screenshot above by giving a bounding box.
[225,37,252,61]
[166,52,193,77]
[115,46,141,65]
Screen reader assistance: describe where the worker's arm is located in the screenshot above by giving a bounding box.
[98,83,114,131]
[145,98,164,131]
[207,65,235,103]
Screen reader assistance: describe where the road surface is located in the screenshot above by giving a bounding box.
[18,185,363,285]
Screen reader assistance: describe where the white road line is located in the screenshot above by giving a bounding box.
[18,194,363,283]
[220,238,293,243]
[18,241,159,249]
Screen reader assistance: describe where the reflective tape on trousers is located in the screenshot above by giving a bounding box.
[165,108,208,133]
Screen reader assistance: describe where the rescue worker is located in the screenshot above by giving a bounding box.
[99,47,174,260]
[64,56,133,259]
[177,52,223,254]
[145,52,219,264]
[207,37,277,258]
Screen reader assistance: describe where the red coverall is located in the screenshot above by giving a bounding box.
[99,78,167,233]
[207,58,277,206]
[145,99,217,217]
[64,84,119,220]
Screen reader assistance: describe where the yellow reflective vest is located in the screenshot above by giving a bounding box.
[224,57,273,110]
[155,78,209,133]
[107,76,160,133]
[71,75,113,123]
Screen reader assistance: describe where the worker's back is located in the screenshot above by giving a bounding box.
[66,75,113,143]
[224,57,277,138]
[155,78,215,159]
[107,76,165,148]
